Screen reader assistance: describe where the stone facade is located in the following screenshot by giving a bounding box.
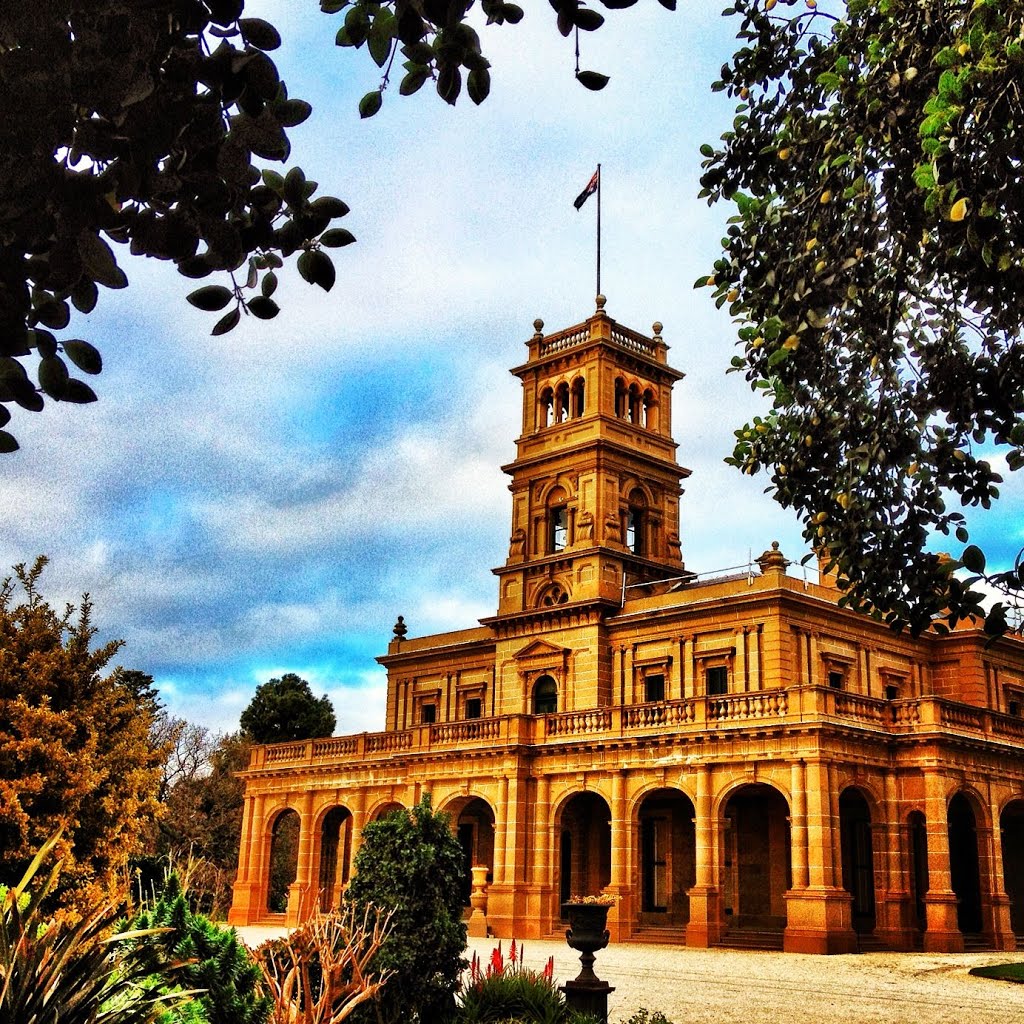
[229,300,1024,954]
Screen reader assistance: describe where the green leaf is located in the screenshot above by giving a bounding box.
[262,271,278,298]
[239,18,282,50]
[262,169,286,191]
[320,229,356,248]
[62,340,103,375]
[187,285,233,311]
[574,8,605,31]
[276,99,312,127]
[247,296,280,320]
[38,356,69,399]
[297,249,336,291]
[467,67,491,105]
[212,307,241,336]
[62,379,98,404]
[359,90,383,118]
[0,430,18,454]
[310,196,351,219]
[401,67,430,96]
[576,70,610,91]
[77,230,127,289]
[961,545,986,573]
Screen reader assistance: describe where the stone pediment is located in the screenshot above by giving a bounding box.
[513,639,570,663]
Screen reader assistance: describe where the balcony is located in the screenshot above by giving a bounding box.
[245,686,1024,771]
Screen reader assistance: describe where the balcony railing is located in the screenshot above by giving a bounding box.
[247,687,1024,770]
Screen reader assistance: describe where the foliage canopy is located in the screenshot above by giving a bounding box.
[240,673,336,744]
[701,0,1024,636]
[0,0,673,453]
[0,557,164,904]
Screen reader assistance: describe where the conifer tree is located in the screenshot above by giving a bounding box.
[0,556,164,904]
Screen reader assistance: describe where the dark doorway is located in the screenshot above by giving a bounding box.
[948,793,983,934]
[1001,800,1024,936]
[839,789,876,934]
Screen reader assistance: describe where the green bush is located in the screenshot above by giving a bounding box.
[0,833,172,1024]
[346,795,466,1024]
[130,873,270,1024]
[456,942,567,1024]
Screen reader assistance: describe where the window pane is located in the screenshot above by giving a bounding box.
[551,507,567,552]
[421,703,436,724]
[645,673,665,702]
[706,666,728,696]
[466,698,482,719]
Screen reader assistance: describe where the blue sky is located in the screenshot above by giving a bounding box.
[1,2,1021,736]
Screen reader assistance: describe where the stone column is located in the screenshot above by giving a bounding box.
[922,770,963,951]
[228,791,263,925]
[287,791,316,928]
[790,760,809,889]
[876,770,913,949]
[608,770,630,940]
[985,797,1016,950]
[686,764,722,946]
[784,759,856,953]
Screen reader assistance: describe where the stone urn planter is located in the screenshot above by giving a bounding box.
[560,899,615,1023]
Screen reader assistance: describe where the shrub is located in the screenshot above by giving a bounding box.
[456,941,567,1024]
[346,795,466,1024]
[0,832,175,1024]
[130,873,270,1024]
[251,904,393,1024]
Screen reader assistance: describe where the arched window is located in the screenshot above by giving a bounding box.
[614,377,627,418]
[538,582,569,606]
[547,485,569,553]
[626,488,646,556]
[549,506,567,552]
[642,388,658,430]
[627,383,642,424]
[571,377,586,418]
[533,675,558,714]
[555,382,570,423]
[539,388,554,429]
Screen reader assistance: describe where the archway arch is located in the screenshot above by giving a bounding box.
[907,810,928,934]
[557,792,612,915]
[266,808,300,913]
[635,788,695,928]
[722,783,790,933]
[317,805,353,911]
[441,795,496,906]
[1000,798,1024,936]
[948,791,984,935]
[369,800,405,822]
[839,787,876,935]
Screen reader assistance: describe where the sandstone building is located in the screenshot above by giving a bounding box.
[229,299,1024,953]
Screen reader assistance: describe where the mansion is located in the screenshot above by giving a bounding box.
[229,299,1024,953]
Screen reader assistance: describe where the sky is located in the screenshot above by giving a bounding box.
[1,1,1021,737]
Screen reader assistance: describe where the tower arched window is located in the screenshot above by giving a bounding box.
[555,382,570,424]
[539,387,554,429]
[571,377,586,418]
[546,485,570,553]
[626,488,647,556]
[550,505,567,552]
[642,388,658,431]
[533,675,558,714]
[614,378,627,418]
[628,384,642,424]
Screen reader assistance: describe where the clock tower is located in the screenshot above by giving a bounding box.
[493,295,691,617]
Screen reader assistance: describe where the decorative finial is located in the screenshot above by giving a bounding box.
[652,321,663,339]
[392,615,408,641]
[756,541,787,573]
[595,294,607,311]
[533,318,544,338]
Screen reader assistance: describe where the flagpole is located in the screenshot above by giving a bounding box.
[596,163,602,298]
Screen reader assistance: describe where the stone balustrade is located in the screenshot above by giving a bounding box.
[246,687,1024,770]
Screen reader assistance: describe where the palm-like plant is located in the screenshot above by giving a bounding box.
[0,832,181,1024]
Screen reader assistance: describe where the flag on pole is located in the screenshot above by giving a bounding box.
[574,168,600,210]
